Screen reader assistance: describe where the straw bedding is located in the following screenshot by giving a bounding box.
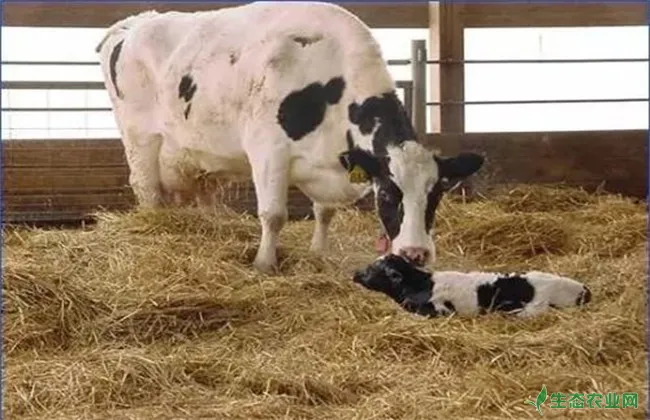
[3,184,647,419]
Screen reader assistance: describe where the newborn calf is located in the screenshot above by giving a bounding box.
[353,255,592,318]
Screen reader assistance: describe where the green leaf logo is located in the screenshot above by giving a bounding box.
[524,385,548,416]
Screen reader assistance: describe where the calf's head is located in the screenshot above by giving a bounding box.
[341,141,483,267]
[342,92,483,267]
[353,254,436,316]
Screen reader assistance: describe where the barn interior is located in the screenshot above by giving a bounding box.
[2,3,648,419]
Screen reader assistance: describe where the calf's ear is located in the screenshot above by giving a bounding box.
[436,152,484,181]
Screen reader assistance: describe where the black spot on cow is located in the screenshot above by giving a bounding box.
[348,91,416,155]
[476,275,535,313]
[408,301,439,317]
[179,75,198,119]
[109,40,125,99]
[292,34,323,47]
[277,76,346,141]
[443,300,456,313]
[424,182,446,234]
[375,179,405,239]
[345,130,355,150]
[576,286,592,306]
[229,52,239,65]
[178,75,198,102]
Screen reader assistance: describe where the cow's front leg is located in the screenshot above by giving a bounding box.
[246,143,291,274]
[309,202,336,253]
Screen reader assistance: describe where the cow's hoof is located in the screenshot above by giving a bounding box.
[309,241,327,253]
[253,259,278,275]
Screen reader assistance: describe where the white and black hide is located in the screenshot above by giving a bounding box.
[352,254,592,318]
[95,2,484,274]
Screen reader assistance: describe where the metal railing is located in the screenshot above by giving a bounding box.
[402,39,649,133]
[0,60,416,128]
[2,43,649,136]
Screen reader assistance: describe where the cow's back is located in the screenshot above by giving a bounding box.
[98,2,395,200]
[153,2,390,155]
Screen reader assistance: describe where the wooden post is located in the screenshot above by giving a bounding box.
[428,3,441,133]
[429,2,465,134]
[411,39,427,137]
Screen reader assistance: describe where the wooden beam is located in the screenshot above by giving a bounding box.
[4,167,130,195]
[429,2,465,134]
[428,2,442,133]
[2,2,429,28]
[462,3,648,27]
[3,192,135,213]
[3,139,125,168]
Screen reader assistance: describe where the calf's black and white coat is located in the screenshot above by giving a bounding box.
[353,255,592,318]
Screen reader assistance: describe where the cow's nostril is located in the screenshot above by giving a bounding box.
[397,247,429,266]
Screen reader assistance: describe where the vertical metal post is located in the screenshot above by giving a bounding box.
[403,82,413,121]
[411,39,427,137]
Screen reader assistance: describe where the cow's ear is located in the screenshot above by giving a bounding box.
[436,152,484,181]
[338,148,382,182]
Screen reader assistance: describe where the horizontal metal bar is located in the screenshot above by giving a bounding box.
[427,98,649,106]
[464,58,648,64]
[433,58,649,65]
[2,61,100,66]
[4,59,415,67]
[2,81,106,90]
[4,57,647,68]
[2,107,113,112]
[387,59,411,66]
[2,129,118,132]
[5,98,647,112]
[388,58,648,66]
[1,79,411,91]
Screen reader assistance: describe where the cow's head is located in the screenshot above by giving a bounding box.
[341,92,484,267]
[353,254,437,316]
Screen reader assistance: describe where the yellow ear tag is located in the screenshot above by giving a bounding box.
[349,165,369,184]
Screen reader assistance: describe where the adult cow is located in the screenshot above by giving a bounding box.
[96,2,484,273]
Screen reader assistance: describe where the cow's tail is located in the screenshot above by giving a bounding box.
[95,10,159,53]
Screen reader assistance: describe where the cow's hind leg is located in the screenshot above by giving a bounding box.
[122,128,164,208]
[244,139,291,274]
[309,202,337,253]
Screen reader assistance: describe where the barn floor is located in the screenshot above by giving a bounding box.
[3,185,648,420]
